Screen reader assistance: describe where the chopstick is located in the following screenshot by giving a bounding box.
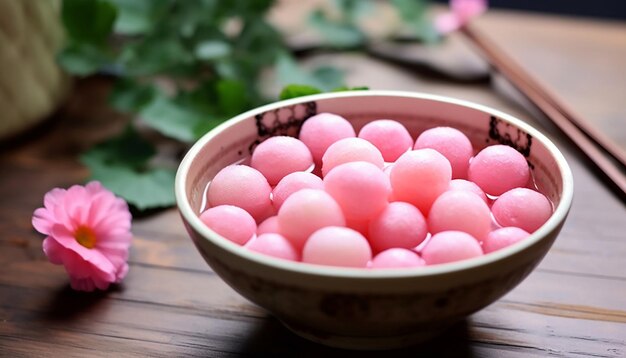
[460,23,626,198]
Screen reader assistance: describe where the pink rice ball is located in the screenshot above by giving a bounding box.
[358,119,413,162]
[371,248,425,269]
[368,201,428,253]
[207,165,273,222]
[428,190,492,241]
[302,226,372,268]
[483,227,530,254]
[324,161,390,221]
[257,215,280,235]
[251,136,313,185]
[277,189,346,250]
[199,205,256,245]
[468,144,530,196]
[421,231,483,265]
[321,137,385,177]
[272,171,324,210]
[245,233,299,261]
[414,127,474,179]
[299,113,356,165]
[390,149,452,215]
[491,188,552,232]
[448,179,488,203]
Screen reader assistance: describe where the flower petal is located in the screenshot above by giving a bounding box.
[98,245,130,275]
[44,188,66,211]
[92,215,131,241]
[85,181,103,194]
[97,239,131,253]
[63,185,91,228]
[89,197,131,237]
[42,237,66,265]
[92,274,113,290]
[86,191,116,229]
[63,249,116,283]
[451,0,487,21]
[115,263,129,282]
[32,208,56,235]
[70,277,97,292]
[436,0,487,34]
[435,12,461,34]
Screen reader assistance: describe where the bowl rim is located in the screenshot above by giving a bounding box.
[175,90,574,279]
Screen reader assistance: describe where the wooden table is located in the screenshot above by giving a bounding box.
[1,9,625,357]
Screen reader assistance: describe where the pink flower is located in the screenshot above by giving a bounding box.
[32,182,132,292]
[435,0,488,34]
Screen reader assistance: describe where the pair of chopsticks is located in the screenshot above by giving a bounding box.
[460,24,626,200]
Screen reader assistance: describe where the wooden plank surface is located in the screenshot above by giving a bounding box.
[1,8,626,357]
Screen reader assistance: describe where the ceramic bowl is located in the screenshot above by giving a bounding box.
[175,91,573,350]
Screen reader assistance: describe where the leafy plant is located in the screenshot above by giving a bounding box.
[308,0,369,49]
[58,0,432,210]
[308,0,437,48]
[58,0,341,210]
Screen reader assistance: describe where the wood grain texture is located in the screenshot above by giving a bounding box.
[1,8,625,358]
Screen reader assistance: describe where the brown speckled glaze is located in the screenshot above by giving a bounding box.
[176,91,573,350]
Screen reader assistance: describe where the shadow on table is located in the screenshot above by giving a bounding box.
[41,284,122,322]
[236,317,473,357]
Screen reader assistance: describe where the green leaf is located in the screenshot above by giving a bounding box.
[57,43,109,76]
[391,0,428,21]
[229,0,275,16]
[391,0,439,43]
[81,126,155,168]
[331,85,369,92]
[118,37,193,76]
[57,47,104,76]
[311,66,346,91]
[83,159,176,210]
[80,126,174,210]
[234,18,284,67]
[195,40,231,60]
[279,84,322,100]
[276,54,313,87]
[347,86,369,91]
[61,0,117,44]
[109,79,157,112]
[410,19,440,44]
[278,84,367,100]
[108,0,170,35]
[174,84,225,137]
[163,0,220,38]
[217,79,248,116]
[276,54,345,91]
[335,0,373,22]
[175,84,218,116]
[193,119,224,138]
[140,95,208,142]
[308,9,365,48]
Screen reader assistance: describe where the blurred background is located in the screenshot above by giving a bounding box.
[1,0,624,211]
[434,0,626,20]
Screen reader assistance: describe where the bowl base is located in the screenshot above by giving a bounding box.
[281,320,446,350]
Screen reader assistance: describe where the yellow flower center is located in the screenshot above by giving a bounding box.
[74,226,97,249]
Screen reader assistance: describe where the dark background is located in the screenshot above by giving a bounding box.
[434,0,626,21]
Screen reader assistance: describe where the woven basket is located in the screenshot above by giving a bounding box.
[0,0,70,140]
